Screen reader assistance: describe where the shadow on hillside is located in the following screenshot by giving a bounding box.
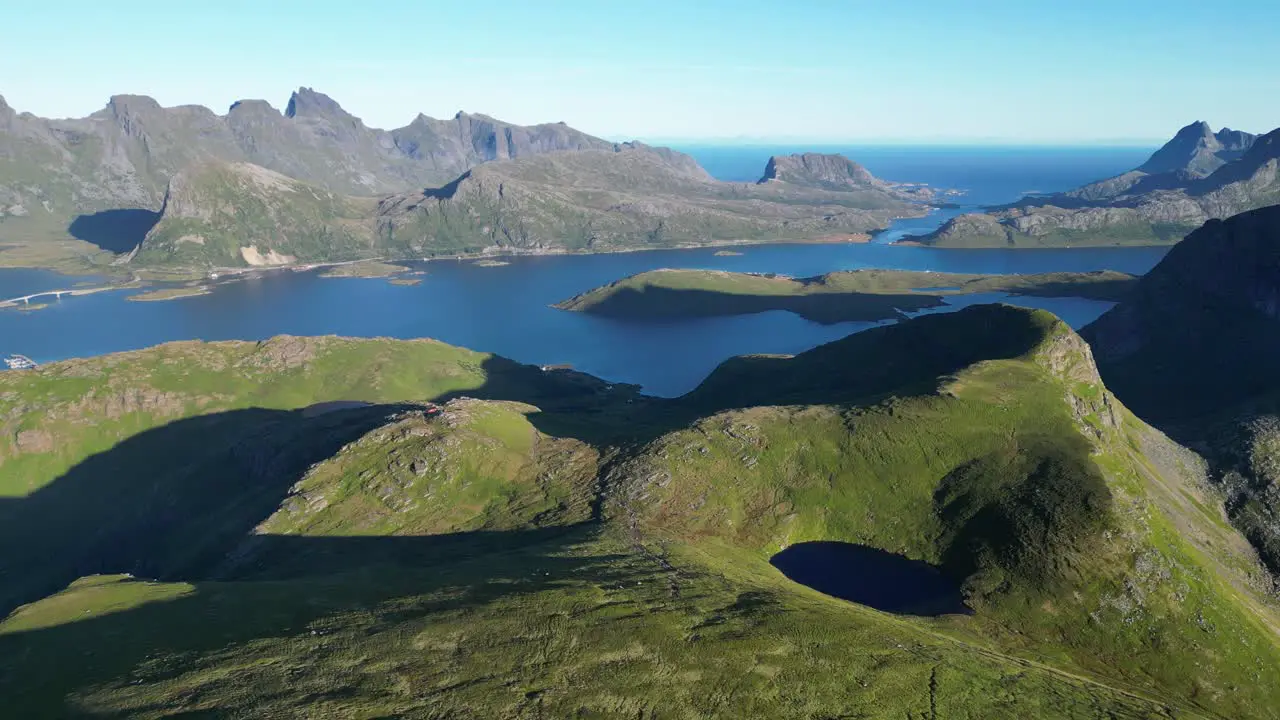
[0,525,641,715]
[0,305,1060,713]
[571,285,941,325]
[0,378,649,713]
[68,209,160,253]
[0,403,422,617]
[0,304,1058,619]
[677,303,1052,412]
[0,353,666,619]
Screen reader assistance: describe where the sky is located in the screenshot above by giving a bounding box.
[2,0,1277,144]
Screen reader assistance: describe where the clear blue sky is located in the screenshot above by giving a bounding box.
[2,0,1276,143]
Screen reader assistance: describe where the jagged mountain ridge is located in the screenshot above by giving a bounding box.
[0,87,629,238]
[1137,120,1256,177]
[908,121,1278,248]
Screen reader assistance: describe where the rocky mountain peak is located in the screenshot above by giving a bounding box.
[285,87,348,120]
[106,94,162,116]
[227,99,279,117]
[1139,120,1257,178]
[759,152,880,190]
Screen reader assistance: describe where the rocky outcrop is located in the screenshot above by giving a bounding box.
[759,152,881,190]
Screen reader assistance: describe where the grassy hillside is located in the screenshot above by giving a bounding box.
[373,147,918,258]
[2,307,1278,718]
[556,268,1137,323]
[908,212,1197,249]
[136,161,382,267]
[124,146,924,268]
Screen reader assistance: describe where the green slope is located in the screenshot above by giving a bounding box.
[127,146,923,268]
[1,306,1278,718]
[555,268,1137,323]
[136,161,382,267]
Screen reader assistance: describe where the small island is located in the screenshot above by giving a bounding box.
[128,285,212,302]
[713,250,744,257]
[554,268,1137,324]
[318,260,411,279]
[472,259,512,268]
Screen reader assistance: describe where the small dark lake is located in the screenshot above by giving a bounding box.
[770,541,969,616]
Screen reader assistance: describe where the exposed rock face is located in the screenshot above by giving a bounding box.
[908,124,1278,248]
[0,87,649,233]
[759,153,881,190]
[1139,121,1256,177]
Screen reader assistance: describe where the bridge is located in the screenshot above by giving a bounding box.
[0,286,116,308]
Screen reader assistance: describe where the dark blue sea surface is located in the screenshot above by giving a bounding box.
[0,146,1167,396]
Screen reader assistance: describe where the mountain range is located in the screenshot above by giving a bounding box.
[909,121,1280,247]
[0,89,923,269]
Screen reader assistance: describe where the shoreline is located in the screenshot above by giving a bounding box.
[0,203,935,278]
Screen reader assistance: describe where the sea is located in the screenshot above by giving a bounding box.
[0,145,1163,396]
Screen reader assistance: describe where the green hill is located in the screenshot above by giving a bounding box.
[2,306,1278,717]
[555,268,1137,323]
[127,146,921,268]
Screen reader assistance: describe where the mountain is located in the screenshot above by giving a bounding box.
[137,161,380,266]
[759,152,881,190]
[370,146,914,258]
[759,151,935,201]
[1137,120,1256,177]
[907,122,1277,248]
[133,144,918,267]
[2,306,1280,717]
[1081,205,1280,573]
[0,90,931,269]
[0,88,622,262]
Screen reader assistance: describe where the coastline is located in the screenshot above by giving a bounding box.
[0,202,932,278]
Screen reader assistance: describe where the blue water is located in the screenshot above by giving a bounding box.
[0,146,1168,396]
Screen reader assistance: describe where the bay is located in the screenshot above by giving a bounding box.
[0,146,1167,396]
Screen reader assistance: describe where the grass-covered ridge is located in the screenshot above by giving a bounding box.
[123,147,929,269]
[1,306,1278,717]
[556,267,1137,323]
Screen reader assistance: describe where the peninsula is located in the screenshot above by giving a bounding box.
[555,268,1137,323]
